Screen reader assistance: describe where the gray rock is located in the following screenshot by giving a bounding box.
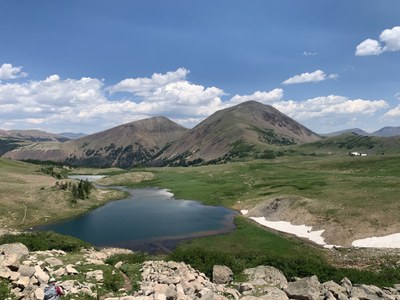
[284,275,321,300]
[18,264,36,277]
[15,275,30,289]
[341,277,353,293]
[44,257,63,267]
[323,280,347,297]
[86,270,103,281]
[65,264,79,275]
[0,243,29,259]
[34,265,49,284]
[0,265,11,279]
[212,265,233,284]
[0,253,20,270]
[351,284,396,300]
[243,265,288,289]
[261,286,289,300]
[10,271,20,281]
[33,287,45,300]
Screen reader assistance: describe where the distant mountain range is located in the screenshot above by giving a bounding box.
[323,126,400,137]
[2,101,400,167]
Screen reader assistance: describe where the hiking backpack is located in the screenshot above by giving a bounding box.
[44,285,58,300]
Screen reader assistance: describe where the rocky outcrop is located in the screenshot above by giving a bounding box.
[0,243,132,299]
[2,242,400,300]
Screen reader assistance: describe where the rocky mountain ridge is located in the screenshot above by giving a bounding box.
[1,242,400,300]
[3,101,321,167]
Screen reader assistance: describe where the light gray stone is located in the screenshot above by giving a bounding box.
[86,269,103,281]
[243,265,288,289]
[15,275,30,289]
[0,243,29,259]
[212,265,233,284]
[34,265,49,284]
[65,264,79,275]
[0,265,11,279]
[261,286,289,300]
[0,253,20,270]
[33,287,44,300]
[284,275,321,300]
[323,280,347,297]
[18,264,36,277]
[44,257,63,267]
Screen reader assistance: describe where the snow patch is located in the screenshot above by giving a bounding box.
[352,233,400,248]
[250,217,338,249]
[241,210,249,215]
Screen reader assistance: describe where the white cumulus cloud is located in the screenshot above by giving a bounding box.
[0,63,28,80]
[282,70,338,85]
[385,106,400,117]
[229,89,284,104]
[355,26,400,56]
[0,67,392,134]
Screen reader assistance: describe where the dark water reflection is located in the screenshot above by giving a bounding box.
[34,188,236,253]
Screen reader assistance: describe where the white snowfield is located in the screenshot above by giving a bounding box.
[249,217,337,249]
[352,233,400,248]
[242,211,400,249]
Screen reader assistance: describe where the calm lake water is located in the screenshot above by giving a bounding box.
[34,185,236,252]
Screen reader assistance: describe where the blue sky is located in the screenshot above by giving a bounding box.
[0,0,399,134]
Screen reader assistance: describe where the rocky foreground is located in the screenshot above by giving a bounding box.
[1,243,400,300]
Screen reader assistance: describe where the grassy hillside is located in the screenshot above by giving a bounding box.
[0,158,125,230]
[117,154,400,245]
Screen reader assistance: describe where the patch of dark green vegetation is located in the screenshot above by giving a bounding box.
[0,279,13,300]
[0,232,91,252]
[0,138,25,156]
[251,126,296,146]
[65,143,156,169]
[106,253,150,293]
[105,252,150,265]
[228,139,255,158]
[311,134,378,150]
[40,165,69,179]
[169,218,400,287]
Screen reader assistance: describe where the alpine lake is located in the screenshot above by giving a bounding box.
[34,175,236,253]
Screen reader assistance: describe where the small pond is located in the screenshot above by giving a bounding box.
[34,185,236,253]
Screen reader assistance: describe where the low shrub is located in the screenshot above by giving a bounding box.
[105,252,149,266]
[0,279,13,300]
[0,231,91,252]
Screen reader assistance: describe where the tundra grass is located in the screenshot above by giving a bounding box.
[170,217,400,287]
[0,158,126,230]
[130,155,400,222]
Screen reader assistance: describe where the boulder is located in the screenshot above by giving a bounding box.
[284,275,321,300]
[65,264,79,275]
[340,277,352,293]
[212,265,233,284]
[44,257,63,267]
[10,271,20,281]
[86,270,103,282]
[53,266,66,277]
[18,264,36,277]
[34,265,49,284]
[323,280,347,297]
[0,243,29,259]
[15,275,30,289]
[243,265,288,289]
[0,265,11,279]
[260,286,289,300]
[0,253,20,270]
[33,287,44,300]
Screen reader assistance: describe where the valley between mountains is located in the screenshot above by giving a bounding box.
[1,100,400,295]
